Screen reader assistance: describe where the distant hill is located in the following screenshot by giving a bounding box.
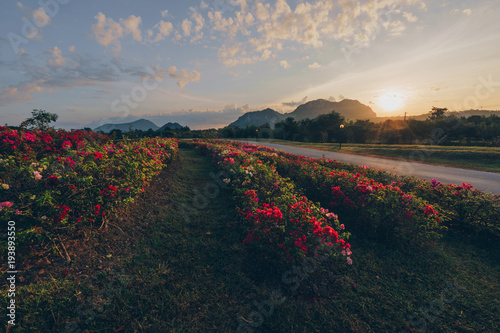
[158,122,184,131]
[228,99,377,128]
[228,108,285,128]
[94,119,159,133]
[288,99,377,121]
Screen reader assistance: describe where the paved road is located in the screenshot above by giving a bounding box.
[243,141,500,195]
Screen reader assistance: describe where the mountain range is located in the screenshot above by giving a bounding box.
[94,119,182,133]
[228,98,377,128]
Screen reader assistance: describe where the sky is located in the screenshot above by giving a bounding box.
[1,0,500,130]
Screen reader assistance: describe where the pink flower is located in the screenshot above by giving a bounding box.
[34,171,42,180]
[0,201,14,211]
[340,224,345,230]
[347,257,353,265]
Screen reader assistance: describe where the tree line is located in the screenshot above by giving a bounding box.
[220,108,500,146]
[12,108,500,146]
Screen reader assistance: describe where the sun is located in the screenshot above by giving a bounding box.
[378,91,406,112]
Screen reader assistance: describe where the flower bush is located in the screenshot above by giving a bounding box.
[0,126,178,245]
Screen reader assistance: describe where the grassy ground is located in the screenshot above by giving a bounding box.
[249,139,500,173]
[2,147,499,332]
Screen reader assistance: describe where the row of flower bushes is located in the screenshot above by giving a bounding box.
[0,127,178,245]
[191,140,352,266]
[280,151,500,244]
[212,141,445,250]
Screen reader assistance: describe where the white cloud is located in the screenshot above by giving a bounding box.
[200,1,209,10]
[121,15,143,42]
[68,45,76,52]
[209,0,428,67]
[308,62,322,69]
[161,10,169,18]
[148,65,201,89]
[91,12,124,52]
[280,60,291,69]
[32,8,51,27]
[0,80,46,106]
[387,20,406,37]
[463,9,472,15]
[403,12,418,22]
[47,46,66,67]
[182,19,193,37]
[190,9,205,42]
[151,20,174,42]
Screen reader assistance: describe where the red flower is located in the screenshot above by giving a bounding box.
[245,190,257,198]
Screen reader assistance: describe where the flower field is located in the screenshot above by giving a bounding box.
[1,137,498,332]
[0,127,178,245]
[191,139,500,250]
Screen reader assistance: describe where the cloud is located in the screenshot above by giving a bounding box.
[280,60,291,69]
[282,96,308,107]
[92,13,178,48]
[209,0,425,67]
[0,80,45,106]
[47,46,66,67]
[148,65,201,89]
[0,50,125,106]
[14,4,53,40]
[386,20,406,37]
[190,9,205,42]
[403,12,418,22]
[91,12,124,52]
[167,66,201,88]
[463,9,472,15]
[161,10,169,18]
[327,96,336,102]
[121,15,142,42]
[68,45,76,52]
[150,21,174,42]
[32,8,51,27]
[181,19,193,37]
[308,61,322,69]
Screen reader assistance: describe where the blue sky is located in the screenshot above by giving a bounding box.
[1,0,499,129]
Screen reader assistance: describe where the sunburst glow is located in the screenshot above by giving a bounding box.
[378,92,406,112]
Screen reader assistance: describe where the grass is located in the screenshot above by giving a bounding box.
[248,139,500,173]
[2,147,499,332]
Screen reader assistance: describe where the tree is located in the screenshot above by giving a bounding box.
[20,109,58,130]
[428,107,448,120]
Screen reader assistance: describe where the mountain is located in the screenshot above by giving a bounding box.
[158,122,184,131]
[228,108,285,128]
[94,119,159,133]
[288,99,377,121]
[227,99,377,128]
